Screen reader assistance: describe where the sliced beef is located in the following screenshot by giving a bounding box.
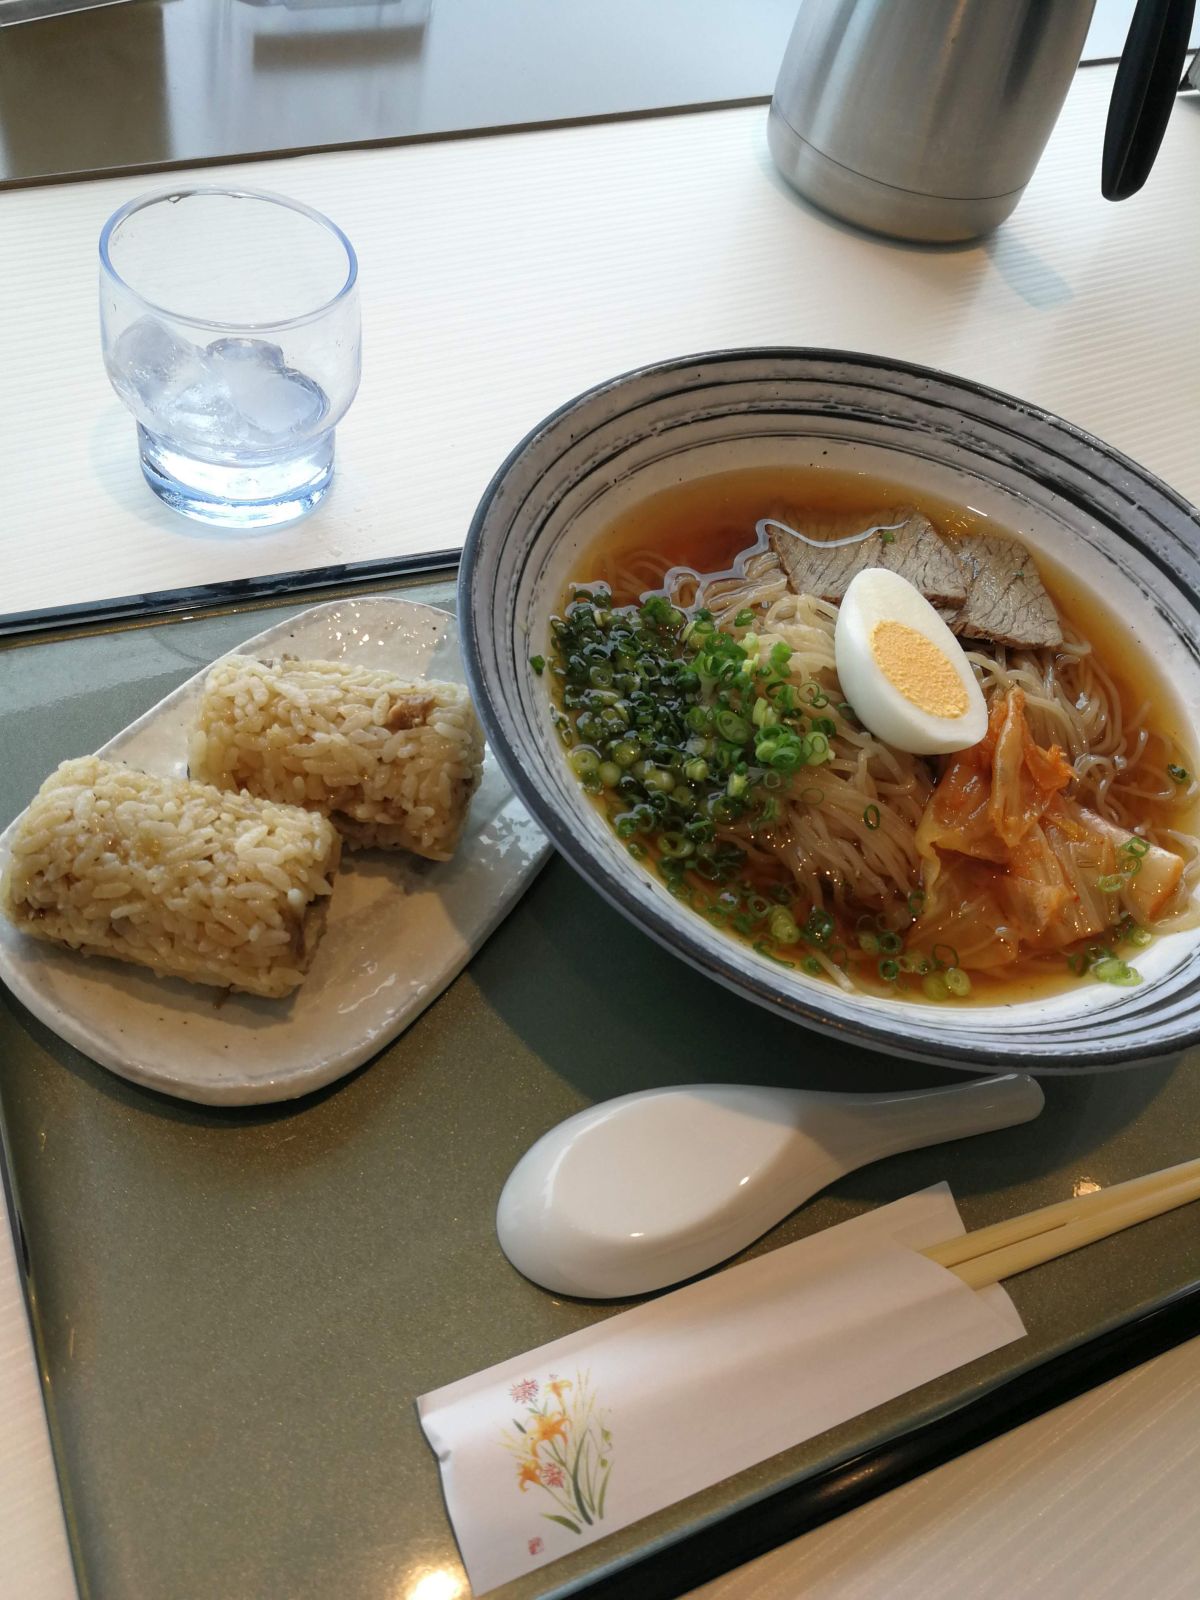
[948,536,1062,650]
[765,509,968,609]
[767,509,1063,651]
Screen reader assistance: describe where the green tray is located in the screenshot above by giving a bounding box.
[2,578,1199,1600]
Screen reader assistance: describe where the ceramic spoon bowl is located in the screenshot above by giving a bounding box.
[498,1073,1045,1298]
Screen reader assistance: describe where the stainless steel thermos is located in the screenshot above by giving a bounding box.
[768,0,1194,242]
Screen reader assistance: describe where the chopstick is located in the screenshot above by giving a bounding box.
[922,1156,1200,1291]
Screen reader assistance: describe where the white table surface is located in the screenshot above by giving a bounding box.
[690,1333,1200,1600]
[0,1199,77,1600]
[2,64,1198,617]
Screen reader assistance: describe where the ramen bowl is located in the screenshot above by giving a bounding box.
[459,349,1200,1071]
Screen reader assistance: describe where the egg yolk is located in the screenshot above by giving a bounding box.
[869,620,968,718]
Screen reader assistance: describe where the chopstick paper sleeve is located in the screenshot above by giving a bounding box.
[417,1184,1026,1594]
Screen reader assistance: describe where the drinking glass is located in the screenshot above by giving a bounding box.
[99,186,361,528]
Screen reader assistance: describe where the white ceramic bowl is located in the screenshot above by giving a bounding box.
[460,350,1200,1071]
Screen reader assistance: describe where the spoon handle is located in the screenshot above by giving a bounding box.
[811,1073,1046,1164]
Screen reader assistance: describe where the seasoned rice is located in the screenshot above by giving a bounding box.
[1,755,340,998]
[189,656,485,861]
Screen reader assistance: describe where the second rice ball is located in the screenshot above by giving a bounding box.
[190,656,485,861]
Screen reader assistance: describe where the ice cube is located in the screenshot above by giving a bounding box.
[164,375,245,453]
[209,338,328,446]
[109,316,206,411]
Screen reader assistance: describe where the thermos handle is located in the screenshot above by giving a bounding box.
[1102,0,1196,199]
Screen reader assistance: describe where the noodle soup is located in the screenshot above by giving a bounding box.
[540,469,1199,1006]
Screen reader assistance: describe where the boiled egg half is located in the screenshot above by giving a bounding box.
[834,569,988,755]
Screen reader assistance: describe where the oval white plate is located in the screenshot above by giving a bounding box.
[0,597,548,1106]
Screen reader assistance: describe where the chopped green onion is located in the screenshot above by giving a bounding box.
[931,943,959,971]
[769,907,802,945]
[569,747,600,779]
[863,804,881,830]
[1126,924,1153,948]
[814,717,837,737]
[879,530,896,544]
[640,595,681,627]
[659,831,695,859]
[804,907,836,946]
[858,931,881,956]
[878,930,903,954]
[879,958,900,981]
[1066,952,1088,976]
[765,739,806,772]
[599,761,622,788]
[804,683,829,708]
[733,609,755,628]
[907,890,926,916]
[1168,763,1190,784]
[802,956,823,975]
[529,654,546,674]
[626,841,646,860]
[684,758,710,784]
[922,972,951,1002]
[1097,873,1125,893]
[715,710,751,743]
[1121,837,1150,858]
[944,967,972,997]
[1092,957,1143,987]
